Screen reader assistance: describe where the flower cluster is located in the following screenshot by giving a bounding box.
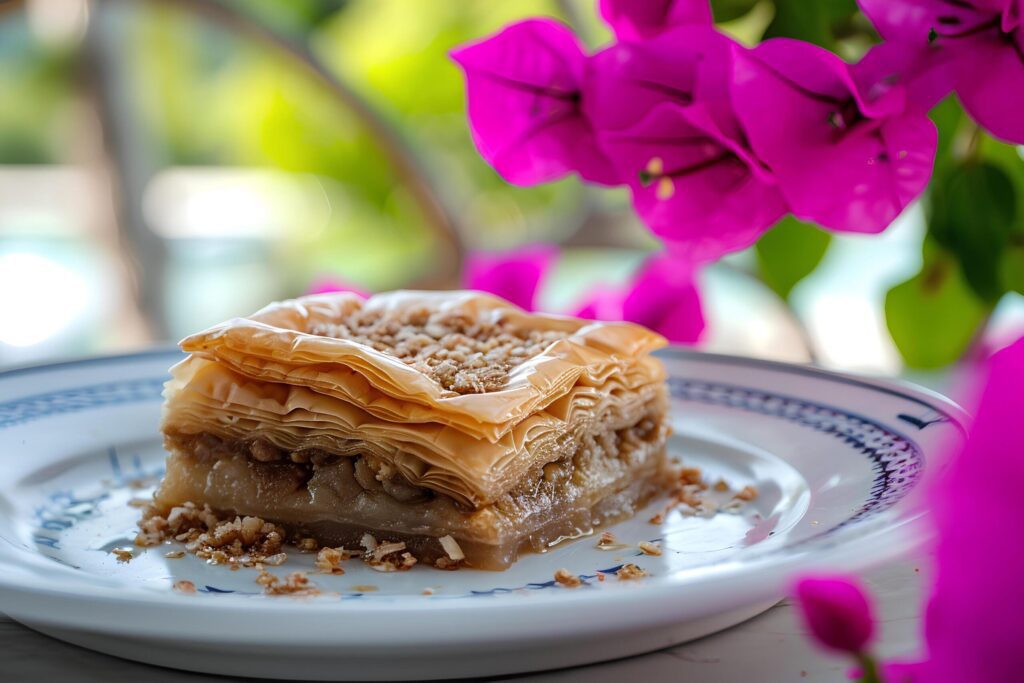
[452,0,1022,265]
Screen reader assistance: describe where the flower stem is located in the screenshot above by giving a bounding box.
[856,652,883,683]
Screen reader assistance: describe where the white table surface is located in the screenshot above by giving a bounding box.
[1,556,927,683]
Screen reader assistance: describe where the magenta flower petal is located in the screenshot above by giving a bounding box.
[598,0,712,40]
[584,26,739,139]
[573,286,627,322]
[731,39,937,233]
[793,576,876,655]
[305,276,369,297]
[601,102,786,260]
[464,244,557,311]
[918,337,1024,683]
[950,32,1024,143]
[857,0,998,46]
[622,254,705,343]
[575,254,705,344]
[451,19,618,186]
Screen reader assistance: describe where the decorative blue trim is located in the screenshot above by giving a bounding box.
[0,379,165,430]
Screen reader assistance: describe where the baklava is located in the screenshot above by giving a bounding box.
[151,291,670,569]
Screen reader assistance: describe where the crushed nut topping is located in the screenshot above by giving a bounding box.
[173,580,196,594]
[164,549,186,559]
[256,569,320,597]
[616,563,648,580]
[638,541,662,556]
[308,305,569,394]
[554,568,582,588]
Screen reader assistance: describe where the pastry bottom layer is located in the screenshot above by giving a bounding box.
[153,416,669,570]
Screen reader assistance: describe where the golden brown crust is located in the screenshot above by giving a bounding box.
[176,291,667,441]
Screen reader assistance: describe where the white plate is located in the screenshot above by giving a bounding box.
[0,349,966,681]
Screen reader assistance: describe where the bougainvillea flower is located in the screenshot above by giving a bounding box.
[585,25,739,140]
[598,0,712,41]
[793,576,876,655]
[305,276,369,297]
[731,39,937,233]
[451,19,618,186]
[859,0,1024,143]
[574,253,705,343]
[464,243,557,311]
[600,102,787,261]
[913,336,1024,683]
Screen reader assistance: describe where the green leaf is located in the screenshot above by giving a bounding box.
[755,217,832,300]
[1001,245,1024,295]
[929,161,1017,303]
[928,97,965,176]
[764,0,858,48]
[885,248,989,369]
[712,0,763,23]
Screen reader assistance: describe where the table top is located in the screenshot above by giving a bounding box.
[1,556,926,683]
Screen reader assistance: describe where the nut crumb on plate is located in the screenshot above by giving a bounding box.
[638,541,662,556]
[256,569,320,597]
[112,547,134,563]
[173,580,196,594]
[616,563,648,580]
[315,547,347,575]
[554,568,582,588]
[164,550,186,559]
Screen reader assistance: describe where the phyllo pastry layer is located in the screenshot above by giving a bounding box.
[154,291,671,569]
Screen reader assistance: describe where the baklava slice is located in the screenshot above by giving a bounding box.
[150,291,670,570]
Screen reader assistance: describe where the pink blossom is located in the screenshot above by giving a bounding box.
[912,336,1024,683]
[793,576,876,655]
[464,244,557,311]
[450,19,618,186]
[600,102,787,262]
[730,39,937,234]
[574,254,705,343]
[585,27,786,260]
[305,276,369,297]
[598,0,712,41]
[859,0,1024,143]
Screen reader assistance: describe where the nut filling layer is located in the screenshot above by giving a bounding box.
[156,410,669,570]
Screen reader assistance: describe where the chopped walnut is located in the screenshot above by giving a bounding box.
[554,568,582,588]
[638,541,662,556]
[734,485,759,501]
[361,538,417,572]
[597,532,617,549]
[713,479,730,493]
[296,537,319,552]
[135,503,286,568]
[173,580,196,594]
[256,569,320,596]
[617,563,648,580]
[315,547,347,575]
[164,550,186,559]
[112,547,134,563]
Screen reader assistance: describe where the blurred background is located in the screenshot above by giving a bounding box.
[0,0,1021,376]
